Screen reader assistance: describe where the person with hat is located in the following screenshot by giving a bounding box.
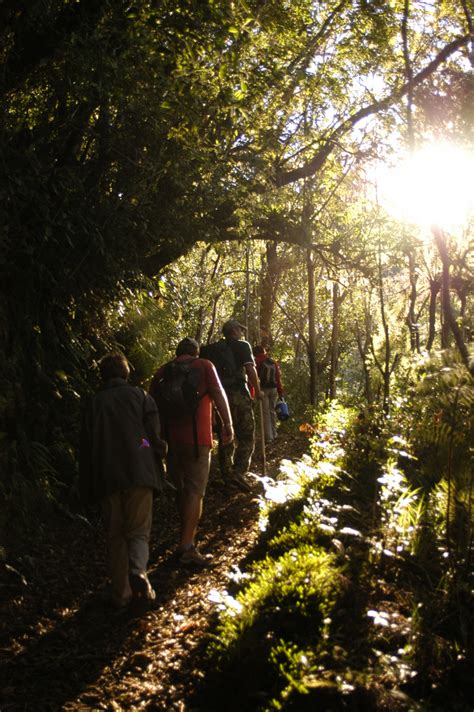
[202,319,263,492]
[149,337,234,568]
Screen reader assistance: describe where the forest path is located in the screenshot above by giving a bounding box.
[1,432,309,711]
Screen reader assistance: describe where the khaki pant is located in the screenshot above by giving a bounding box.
[102,486,153,605]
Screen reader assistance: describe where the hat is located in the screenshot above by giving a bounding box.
[222,319,246,336]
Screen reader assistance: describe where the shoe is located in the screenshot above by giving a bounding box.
[128,573,157,616]
[129,595,158,616]
[227,472,252,493]
[129,572,156,601]
[179,546,212,569]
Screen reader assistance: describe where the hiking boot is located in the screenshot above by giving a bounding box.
[129,596,158,617]
[128,573,157,616]
[227,472,252,493]
[179,546,212,569]
[129,572,156,601]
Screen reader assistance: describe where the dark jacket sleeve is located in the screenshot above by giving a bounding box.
[143,392,167,459]
[148,366,165,405]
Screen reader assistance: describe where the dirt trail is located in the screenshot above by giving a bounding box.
[0,433,308,711]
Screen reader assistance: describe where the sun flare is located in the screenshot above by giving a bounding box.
[375,143,474,229]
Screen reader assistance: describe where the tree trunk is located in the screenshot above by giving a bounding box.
[402,0,415,150]
[329,282,340,399]
[195,248,210,342]
[406,251,420,352]
[426,276,441,351]
[355,316,373,405]
[259,241,281,346]
[205,290,222,344]
[432,225,472,372]
[452,275,469,342]
[379,256,391,412]
[307,249,317,405]
[371,245,397,413]
[244,242,250,333]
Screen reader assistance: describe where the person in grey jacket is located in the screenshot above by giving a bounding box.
[80,353,167,610]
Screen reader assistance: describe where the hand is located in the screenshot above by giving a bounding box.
[157,439,168,458]
[221,422,234,445]
[255,391,264,401]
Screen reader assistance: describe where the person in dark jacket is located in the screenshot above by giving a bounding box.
[79,353,167,610]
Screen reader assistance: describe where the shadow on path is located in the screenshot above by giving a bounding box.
[0,433,309,710]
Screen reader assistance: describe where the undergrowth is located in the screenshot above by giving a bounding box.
[200,373,473,711]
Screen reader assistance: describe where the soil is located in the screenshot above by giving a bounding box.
[0,432,309,711]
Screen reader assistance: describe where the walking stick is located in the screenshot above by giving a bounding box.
[259,398,266,475]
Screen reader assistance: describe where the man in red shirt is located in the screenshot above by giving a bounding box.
[150,338,233,568]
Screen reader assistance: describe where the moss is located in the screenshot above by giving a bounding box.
[269,518,335,558]
[205,546,343,710]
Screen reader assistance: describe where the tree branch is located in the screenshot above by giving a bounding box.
[275,34,471,186]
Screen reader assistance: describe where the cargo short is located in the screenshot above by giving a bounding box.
[167,445,211,497]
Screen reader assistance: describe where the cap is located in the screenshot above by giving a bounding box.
[222,319,246,336]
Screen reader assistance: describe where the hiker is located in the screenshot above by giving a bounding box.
[79,353,167,610]
[253,344,284,443]
[149,337,234,568]
[201,319,262,492]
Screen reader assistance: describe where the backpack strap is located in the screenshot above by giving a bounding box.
[176,357,203,461]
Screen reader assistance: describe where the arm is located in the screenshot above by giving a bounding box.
[143,393,168,459]
[209,386,234,444]
[205,361,234,443]
[245,362,263,400]
[275,362,284,398]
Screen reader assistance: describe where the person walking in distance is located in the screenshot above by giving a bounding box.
[201,319,263,492]
[79,353,167,611]
[253,345,284,443]
[149,337,234,568]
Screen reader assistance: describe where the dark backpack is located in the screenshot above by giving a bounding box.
[153,360,202,416]
[259,358,277,388]
[200,339,242,390]
[151,360,204,458]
